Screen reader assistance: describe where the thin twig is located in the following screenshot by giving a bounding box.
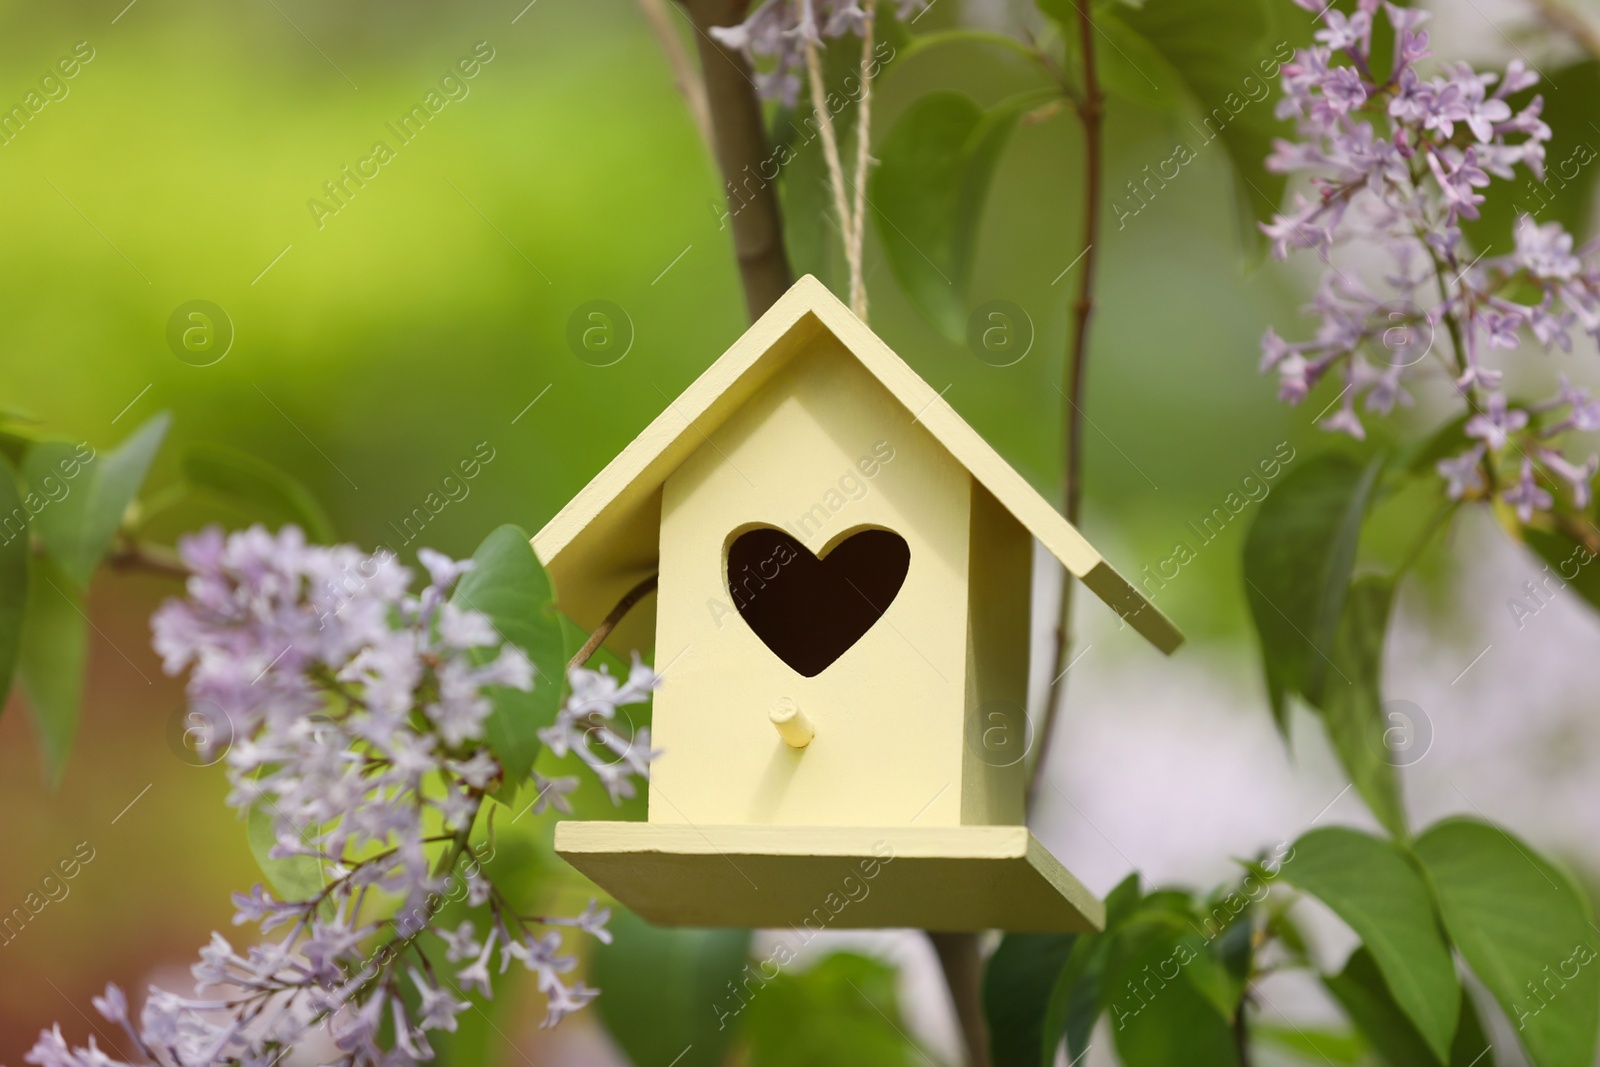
[566,573,659,672]
[1554,511,1600,556]
[847,0,879,318]
[1030,0,1105,810]
[103,538,189,579]
[637,0,716,152]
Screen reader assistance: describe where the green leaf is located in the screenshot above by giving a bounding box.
[740,951,927,1067]
[1283,827,1460,1061]
[1042,873,1144,1064]
[26,412,171,587]
[181,443,337,543]
[984,933,1077,1067]
[1042,939,1107,1066]
[1320,576,1407,838]
[1449,990,1495,1067]
[1090,0,1290,244]
[870,91,1035,340]
[897,27,1048,67]
[1242,454,1381,731]
[1522,528,1600,619]
[449,525,566,790]
[0,428,40,467]
[0,458,29,714]
[1254,1023,1369,1065]
[1465,60,1600,252]
[778,120,838,288]
[1103,918,1241,1067]
[1397,413,1473,479]
[1186,921,1249,1022]
[245,802,326,904]
[593,910,751,1067]
[18,555,86,786]
[1323,947,1495,1067]
[1324,946,1448,1067]
[1415,818,1600,1067]
[23,440,95,580]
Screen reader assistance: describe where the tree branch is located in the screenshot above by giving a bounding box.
[928,932,992,1067]
[1554,511,1600,557]
[638,0,715,152]
[1031,0,1105,809]
[566,573,659,672]
[677,0,794,321]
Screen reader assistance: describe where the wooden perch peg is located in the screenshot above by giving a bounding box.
[769,698,814,748]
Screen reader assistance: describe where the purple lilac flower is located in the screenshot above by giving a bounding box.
[1259,1,1600,524]
[1505,459,1556,522]
[20,525,658,1067]
[710,0,928,105]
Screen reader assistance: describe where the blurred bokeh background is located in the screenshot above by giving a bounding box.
[3,0,1598,1064]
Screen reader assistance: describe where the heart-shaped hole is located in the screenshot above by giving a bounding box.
[727,526,911,677]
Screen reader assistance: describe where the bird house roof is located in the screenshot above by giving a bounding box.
[533,275,1182,655]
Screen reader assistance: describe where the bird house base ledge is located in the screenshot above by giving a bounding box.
[553,822,1105,933]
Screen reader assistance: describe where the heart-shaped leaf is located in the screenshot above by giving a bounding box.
[1323,946,1493,1067]
[19,555,88,786]
[593,910,751,1067]
[870,91,1035,340]
[1415,818,1599,1067]
[450,525,566,790]
[182,443,337,543]
[984,933,1078,1067]
[1242,453,1381,731]
[1320,577,1407,839]
[27,412,170,587]
[1283,827,1460,1061]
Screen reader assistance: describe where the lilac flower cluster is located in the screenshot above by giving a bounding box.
[1260,0,1600,521]
[21,526,658,1067]
[711,0,925,104]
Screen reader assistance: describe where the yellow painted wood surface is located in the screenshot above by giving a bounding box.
[962,483,1030,826]
[652,336,971,828]
[531,275,1185,932]
[531,275,1183,656]
[554,821,1106,932]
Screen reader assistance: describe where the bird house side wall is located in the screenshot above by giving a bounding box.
[962,482,1031,825]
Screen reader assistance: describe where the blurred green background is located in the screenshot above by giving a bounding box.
[0,0,1423,1062]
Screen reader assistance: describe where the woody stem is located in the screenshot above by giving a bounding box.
[675,0,794,320]
[567,574,660,672]
[1032,0,1105,811]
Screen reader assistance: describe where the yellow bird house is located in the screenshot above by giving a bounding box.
[538,276,1181,933]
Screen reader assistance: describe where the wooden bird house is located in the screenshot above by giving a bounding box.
[538,276,1181,933]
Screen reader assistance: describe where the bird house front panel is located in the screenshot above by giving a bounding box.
[650,330,973,828]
